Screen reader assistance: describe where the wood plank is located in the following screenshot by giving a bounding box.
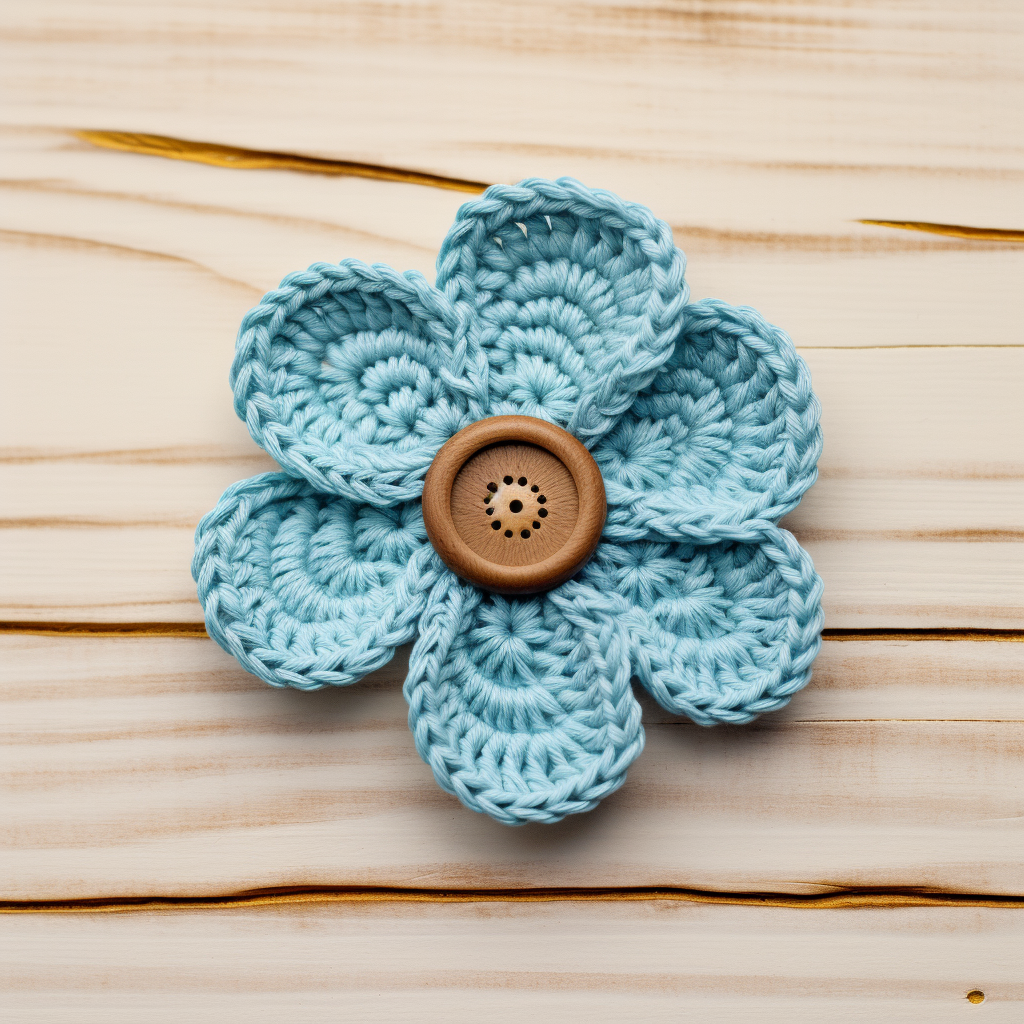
[3,635,1022,899]
[5,221,1020,464]
[5,525,1024,627]
[3,902,1023,1023]
[804,540,1024,628]
[3,127,1022,351]
[5,464,1024,539]
[2,204,1021,624]
[2,1,1021,228]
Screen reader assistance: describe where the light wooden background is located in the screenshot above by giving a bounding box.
[2,1,1023,1020]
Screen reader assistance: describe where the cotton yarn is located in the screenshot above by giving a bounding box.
[194,177,824,825]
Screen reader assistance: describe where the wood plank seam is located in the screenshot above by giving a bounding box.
[2,622,1021,640]
[4,886,1024,915]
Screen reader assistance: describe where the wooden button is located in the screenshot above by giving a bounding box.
[422,416,606,595]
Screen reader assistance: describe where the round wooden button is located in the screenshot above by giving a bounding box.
[422,416,606,595]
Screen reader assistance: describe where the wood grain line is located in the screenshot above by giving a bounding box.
[9,521,1021,542]
[2,623,1022,641]
[673,222,1023,254]
[76,130,491,194]
[860,219,1024,242]
[0,518,201,529]
[0,227,259,295]
[0,178,436,253]
[0,518,201,530]
[793,529,1024,543]
[3,885,1023,915]
[0,446,266,465]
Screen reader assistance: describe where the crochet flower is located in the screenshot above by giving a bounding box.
[193,178,823,825]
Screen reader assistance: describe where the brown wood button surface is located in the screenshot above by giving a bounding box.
[422,416,607,595]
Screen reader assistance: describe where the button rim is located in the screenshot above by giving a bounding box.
[422,416,606,595]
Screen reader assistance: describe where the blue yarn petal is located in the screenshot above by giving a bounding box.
[404,574,645,824]
[436,178,689,446]
[193,473,444,690]
[598,299,822,543]
[231,261,484,507]
[577,525,823,725]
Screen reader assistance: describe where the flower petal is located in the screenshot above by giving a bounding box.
[404,575,645,824]
[232,261,484,507]
[577,526,823,725]
[598,299,822,542]
[436,178,689,446]
[193,473,444,689]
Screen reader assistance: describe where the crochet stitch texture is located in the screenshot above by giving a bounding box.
[193,178,824,825]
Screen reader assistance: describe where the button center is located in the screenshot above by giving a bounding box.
[421,415,606,595]
[452,443,577,566]
[484,479,547,540]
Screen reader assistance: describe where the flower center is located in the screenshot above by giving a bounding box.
[483,474,549,540]
[421,415,606,595]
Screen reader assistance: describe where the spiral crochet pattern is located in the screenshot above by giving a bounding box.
[194,177,824,825]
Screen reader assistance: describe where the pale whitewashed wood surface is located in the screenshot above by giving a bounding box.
[2,1,1023,1018]
[2,1,1022,222]
[3,635,1023,899]
[4,903,1023,1023]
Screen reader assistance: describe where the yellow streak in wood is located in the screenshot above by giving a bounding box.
[3,886,1022,915]
[75,130,490,195]
[860,219,1024,243]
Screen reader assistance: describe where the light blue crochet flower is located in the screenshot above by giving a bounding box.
[193,178,824,826]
